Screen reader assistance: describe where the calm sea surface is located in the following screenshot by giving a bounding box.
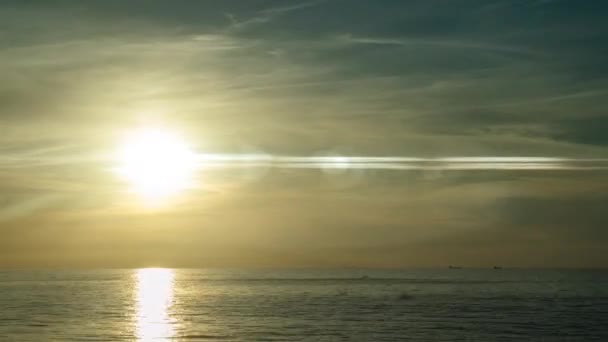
[0,269,607,341]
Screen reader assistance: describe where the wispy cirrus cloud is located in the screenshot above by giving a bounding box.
[226,0,327,30]
[335,34,539,56]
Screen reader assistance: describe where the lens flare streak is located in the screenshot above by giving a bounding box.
[195,155,608,170]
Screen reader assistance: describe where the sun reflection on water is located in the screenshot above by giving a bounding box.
[135,268,175,341]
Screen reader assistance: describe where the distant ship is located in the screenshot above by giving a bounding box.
[448,265,462,269]
[493,266,503,270]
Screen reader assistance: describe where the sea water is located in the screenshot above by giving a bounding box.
[0,269,607,341]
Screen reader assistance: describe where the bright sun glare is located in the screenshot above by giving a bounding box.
[115,128,197,201]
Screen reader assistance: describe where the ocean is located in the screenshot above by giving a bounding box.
[0,268,606,341]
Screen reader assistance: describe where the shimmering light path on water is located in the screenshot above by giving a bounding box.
[135,268,175,341]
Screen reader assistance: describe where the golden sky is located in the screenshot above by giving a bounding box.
[1,0,608,268]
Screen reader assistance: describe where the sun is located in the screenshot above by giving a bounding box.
[115,127,198,201]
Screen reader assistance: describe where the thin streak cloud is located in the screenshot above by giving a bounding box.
[196,155,608,170]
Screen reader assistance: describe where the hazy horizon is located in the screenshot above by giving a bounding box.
[1,0,608,269]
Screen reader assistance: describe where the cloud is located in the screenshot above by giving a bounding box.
[2,0,607,155]
[550,116,608,146]
[336,34,538,56]
[0,0,607,267]
[226,0,327,30]
[492,192,608,243]
[0,193,65,222]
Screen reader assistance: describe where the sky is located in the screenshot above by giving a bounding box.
[1,0,607,268]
